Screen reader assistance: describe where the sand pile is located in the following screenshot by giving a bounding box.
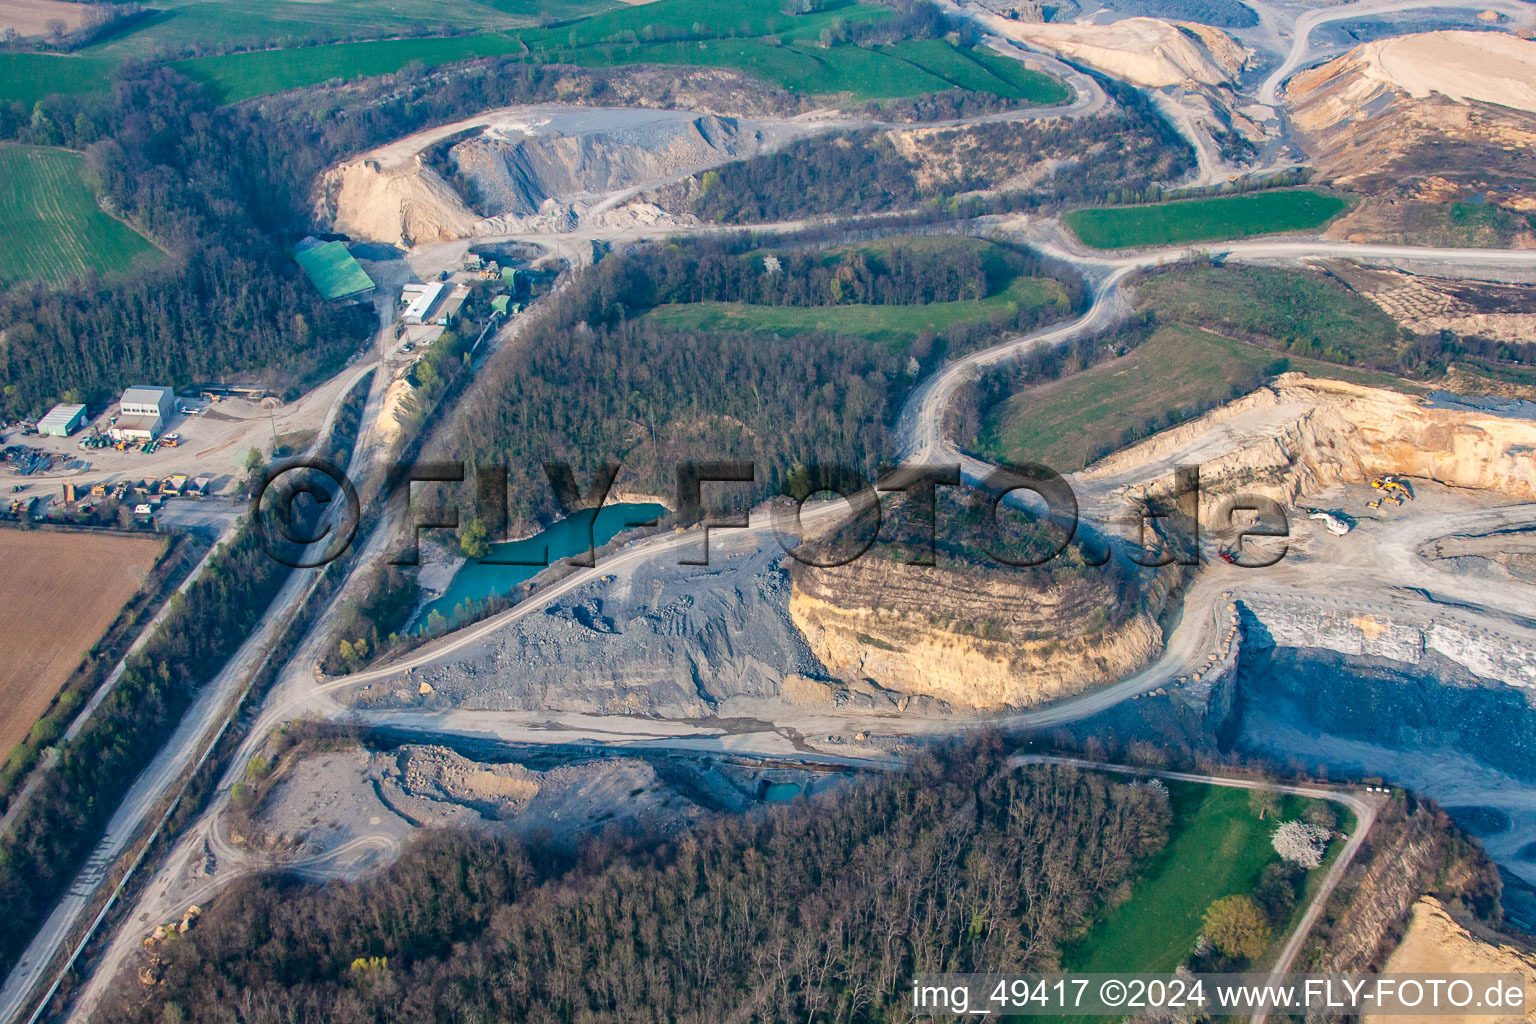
[1285,30,1536,205]
[1369,897,1536,1024]
[1351,31,1536,114]
[985,16,1244,88]
[1289,30,1536,133]
[314,157,480,249]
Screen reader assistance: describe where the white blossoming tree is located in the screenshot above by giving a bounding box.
[1272,820,1331,869]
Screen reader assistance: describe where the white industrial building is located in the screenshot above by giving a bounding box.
[112,385,175,441]
[400,282,447,325]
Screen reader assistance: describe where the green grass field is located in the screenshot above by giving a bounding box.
[83,0,611,59]
[646,276,1068,351]
[0,53,118,109]
[8,0,1063,108]
[1062,781,1329,976]
[173,33,526,103]
[978,324,1416,469]
[1137,264,1403,367]
[0,144,162,289]
[168,0,1063,104]
[1063,190,1350,249]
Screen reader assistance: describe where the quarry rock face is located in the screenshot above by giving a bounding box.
[788,557,1174,711]
[1085,374,1536,519]
[1244,595,1536,691]
[452,112,752,217]
[1370,897,1536,1020]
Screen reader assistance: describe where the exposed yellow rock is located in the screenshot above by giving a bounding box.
[780,673,838,707]
[1313,31,1536,115]
[1084,374,1536,516]
[314,156,480,249]
[788,559,1169,710]
[1368,897,1536,1024]
[1286,30,1536,211]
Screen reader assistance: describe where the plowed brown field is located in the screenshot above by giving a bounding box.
[0,530,162,754]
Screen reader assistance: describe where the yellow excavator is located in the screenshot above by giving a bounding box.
[1368,475,1413,509]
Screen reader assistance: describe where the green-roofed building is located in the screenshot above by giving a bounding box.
[294,241,375,302]
[490,295,510,316]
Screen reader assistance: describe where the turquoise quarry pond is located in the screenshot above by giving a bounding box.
[415,502,666,631]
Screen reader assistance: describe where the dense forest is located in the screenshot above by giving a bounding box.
[105,749,1171,1024]
[447,234,1082,528]
[617,235,1039,308]
[0,70,376,416]
[0,523,291,976]
[688,78,1192,224]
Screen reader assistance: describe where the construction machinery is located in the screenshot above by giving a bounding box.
[1366,475,1412,510]
[1308,510,1351,535]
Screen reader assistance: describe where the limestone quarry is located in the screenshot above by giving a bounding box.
[1083,373,1536,516]
[251,743,706,856]
[313,105,814,247]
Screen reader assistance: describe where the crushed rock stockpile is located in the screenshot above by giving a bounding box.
[314,106,806,247]
[371,744,701,835]
[983,16,1244,89]
[1285,30,1536,205]
[787,557,1178,711]
[1083,373,1536,517]
[315,156,480,249]
[455,110,756,217]
[346,542,852,718]
[1314,30,1536,115]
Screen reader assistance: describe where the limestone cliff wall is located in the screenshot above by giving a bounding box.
[788,558,1174,710]
[1243,595,1536,692]
[1085,374,1536,522]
